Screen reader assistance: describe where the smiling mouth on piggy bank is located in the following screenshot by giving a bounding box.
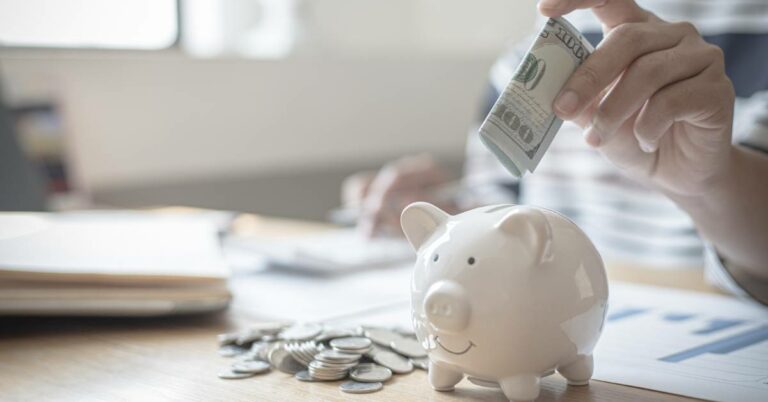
[435,337,475,355]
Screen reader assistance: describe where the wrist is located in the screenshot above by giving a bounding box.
[662,145,740,215]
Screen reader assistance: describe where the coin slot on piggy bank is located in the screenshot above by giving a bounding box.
[401,202,608,402]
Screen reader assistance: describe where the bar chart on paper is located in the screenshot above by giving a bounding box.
[594,283,768,402]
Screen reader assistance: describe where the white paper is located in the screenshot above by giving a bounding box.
[229,262,412,322]
[594,283,768,402]
[0,212,229,280]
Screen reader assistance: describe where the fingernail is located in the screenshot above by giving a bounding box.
[539,0,564,8]
[554,90,579,116]
[584,125,601,147]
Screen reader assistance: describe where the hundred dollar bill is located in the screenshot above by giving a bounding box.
[479,17,593,177]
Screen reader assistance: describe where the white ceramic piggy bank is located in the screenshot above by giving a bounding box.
[401,202,608,402]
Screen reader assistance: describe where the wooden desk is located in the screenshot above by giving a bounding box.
[0,216,714,402]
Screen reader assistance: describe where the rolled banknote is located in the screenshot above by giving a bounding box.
[479,17,594,177]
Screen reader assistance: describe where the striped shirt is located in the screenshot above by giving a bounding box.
[464,0,768,302]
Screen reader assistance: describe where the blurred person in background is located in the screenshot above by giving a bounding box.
[343,0,768,304]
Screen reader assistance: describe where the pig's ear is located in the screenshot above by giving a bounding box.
[496,207,553,265]
[400,202,449,251]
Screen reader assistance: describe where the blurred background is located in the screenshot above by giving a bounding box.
[0,0,537,220]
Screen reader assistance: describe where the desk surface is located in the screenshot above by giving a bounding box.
[0,215,717,402]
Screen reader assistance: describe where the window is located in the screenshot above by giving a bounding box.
[0,0,178,50]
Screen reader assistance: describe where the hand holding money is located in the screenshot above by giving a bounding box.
[539,2,768,282]
[481,0,736,199]
[479,17,594,177]
[540,0,736,199]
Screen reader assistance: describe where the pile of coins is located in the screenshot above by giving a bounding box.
[216,322,429,394]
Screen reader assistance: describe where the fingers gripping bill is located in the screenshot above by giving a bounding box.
[479,17,593,177]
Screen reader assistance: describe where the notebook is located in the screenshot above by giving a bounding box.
[0,211,231,316]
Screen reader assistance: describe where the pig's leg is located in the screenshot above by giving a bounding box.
[557,354,593,386]
[499,374,540,402]
[428,361,463,391]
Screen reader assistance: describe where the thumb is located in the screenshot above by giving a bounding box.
[539,0,650,29]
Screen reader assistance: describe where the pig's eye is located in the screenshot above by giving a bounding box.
[467,257,476,265]
[433,253,439,262]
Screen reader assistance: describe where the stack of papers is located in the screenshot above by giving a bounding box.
[0,211,231,316]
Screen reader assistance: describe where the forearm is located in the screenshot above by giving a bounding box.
[668,145,768,279]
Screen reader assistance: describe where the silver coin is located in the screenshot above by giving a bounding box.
[410,357,429,370]
[218,332,239,346]
[268,345,305,374]
[250,341,274,361]
[350,363,392,383]
[236,330,263,346]
[315,328,359,343]
[315,350,361,363]
[364,328,402,347]
[372,350,413,374]
[280,323,323,341]
[218,344,247,358]
[394,326,417,338]
[261,334,277,343]
[339,381,383,394]
[364,344,383,359]
[280,357,305,374]
[309,370,348,378]
[249,321,292,336]
[330,337,372,351]
[309,359,354,370]
[232,360,271,374]
[305,343,324,363]
[295,370,316,382]
[265,342,282,362]
[314,363,356,372]
[234,350,260,362]
[218,368,256,380]
[390,337,427,358]
[310,373,347,381]
[309,368,347,377]
[290,342,316,367]
[309,360,357,371]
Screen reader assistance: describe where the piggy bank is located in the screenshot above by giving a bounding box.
[401,202,608,402]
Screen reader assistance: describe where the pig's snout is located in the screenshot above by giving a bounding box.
[423,280,471,332]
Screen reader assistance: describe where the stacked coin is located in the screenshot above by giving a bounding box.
[308,350,361,381]
[247,340,275,362]
[267,342,306,374]
[330,337,373,355]
[216,323,428,395]
[283,340,325,366]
